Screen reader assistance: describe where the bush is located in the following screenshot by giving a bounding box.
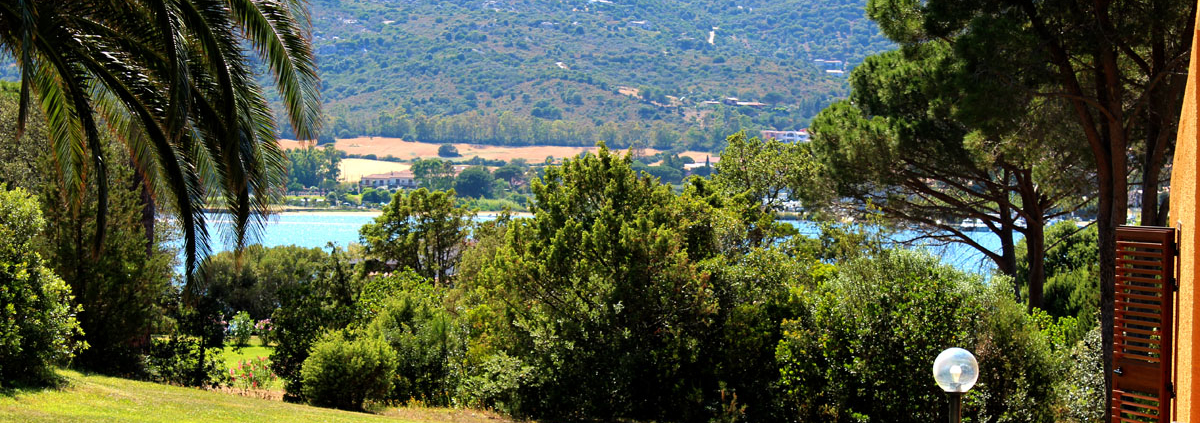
[0,188,86,386]
[230,311,254,348]
[300,330,397,410]
[145,335,227,387]
[437,143,460,157]
[269,247,359,399]
[255,319,275,346]
[456,352,536,416]
[1059,325,1104,423]
[776,250,1059,422]
[230,356,277,390]
[362,277,466,405]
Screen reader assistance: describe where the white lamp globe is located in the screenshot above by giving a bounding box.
[933,347,978,393]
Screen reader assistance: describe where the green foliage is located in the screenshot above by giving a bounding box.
[300,330,397,410]
[0,188,86,387]
[469,144,766,421]
[196,245,329,320]
[411,158,455,190]
[437,143,460,158]
[3,0,320,284]
[1059,325,1104,423]
[360,187,392,204]
[144,335,227,388]
[362,277,466,405]
[37,140,174,375]
[715,132,824,211]
[294,0,892,150]
[359,188,474,282]
[0,82,49,191]
[454,166,494,199]
[230,356,277,390]
[269,246,360,399]
[455,352,535,416]
[230,311,254,349]
[1018,221,1099,320]
[287,144,343,189]
[776,250,1059,422]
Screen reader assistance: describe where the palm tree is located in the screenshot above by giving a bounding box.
[0,0,321,281]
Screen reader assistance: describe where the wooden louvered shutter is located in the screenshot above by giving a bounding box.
[1111,226,1177,423]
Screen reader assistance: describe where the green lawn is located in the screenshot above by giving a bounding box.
[0,370,511,423]
[221,336,273,369]
[0,370,411,423]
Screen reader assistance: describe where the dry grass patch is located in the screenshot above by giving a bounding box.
[340,159,411,183]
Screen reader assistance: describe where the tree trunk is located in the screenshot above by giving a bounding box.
[134,167,155,256]
[1025,217,1046,312]
[1097,170,1119,420]
[1015,167,1048,311]
[996,198,1020,301]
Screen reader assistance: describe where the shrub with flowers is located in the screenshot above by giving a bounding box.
[230,356,277,390]
[255,319,274,346]
[230,311,254,348]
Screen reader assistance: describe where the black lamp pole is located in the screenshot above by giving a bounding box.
[947,391,963,423]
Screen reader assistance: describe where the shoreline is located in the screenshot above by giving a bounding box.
[261,209,534,218]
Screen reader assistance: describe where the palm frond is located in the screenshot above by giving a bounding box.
[226,0,321,140]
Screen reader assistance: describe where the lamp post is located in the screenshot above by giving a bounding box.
[933,347,978,423]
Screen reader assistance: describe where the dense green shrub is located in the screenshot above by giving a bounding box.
[437,143,460,157]
[230,311,254,348]
[300,330,397,410]
[145,335,227,387]
[456,352,536,416]
[776,250,1059,422]
[364,282,466,405]
[1059,325,1104,423]
[270,247,359,399]
[38,140,174,375]
[1017,221,1099,321]
[0,188,86,386]
[196,245,329,320]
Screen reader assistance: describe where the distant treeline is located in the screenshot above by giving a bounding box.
[291,106,815,152]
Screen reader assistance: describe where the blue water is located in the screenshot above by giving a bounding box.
[203,212,381,252]
[198,212,1008,275]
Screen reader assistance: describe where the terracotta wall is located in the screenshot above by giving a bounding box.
[1170,2,1200,420]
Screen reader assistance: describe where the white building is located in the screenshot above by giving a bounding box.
[359,170,417,188]
[760,129,810,143]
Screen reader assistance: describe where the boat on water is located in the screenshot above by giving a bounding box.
[958,218,987,231]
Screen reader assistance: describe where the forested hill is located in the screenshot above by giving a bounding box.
[280,0,893,151]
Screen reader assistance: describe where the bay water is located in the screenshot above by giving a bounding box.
[195,212,1006,275]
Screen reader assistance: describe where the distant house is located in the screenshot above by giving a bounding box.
[760,129,810,143]
[814,59,846,74]
[736,101,767,107]
[359,170,417,188]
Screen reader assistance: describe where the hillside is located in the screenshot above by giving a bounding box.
[0,0,893,152]
[282,0,893,151]
[0,370,509,423]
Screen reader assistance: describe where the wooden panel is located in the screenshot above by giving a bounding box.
[1111,226,1176,423]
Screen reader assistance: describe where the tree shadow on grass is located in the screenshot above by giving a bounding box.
[0,368,74,398]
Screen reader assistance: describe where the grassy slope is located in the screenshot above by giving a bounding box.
[0,370,410,423]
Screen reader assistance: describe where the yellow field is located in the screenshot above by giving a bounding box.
[281,137,719,165]
[339,158,409,183]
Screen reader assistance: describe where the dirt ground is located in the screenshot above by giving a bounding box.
[339,158,410,182]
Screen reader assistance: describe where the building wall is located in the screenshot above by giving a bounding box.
[1170,3,1200,420]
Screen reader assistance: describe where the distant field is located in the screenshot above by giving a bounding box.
[339,158,410,183]
[280,137,719,166]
